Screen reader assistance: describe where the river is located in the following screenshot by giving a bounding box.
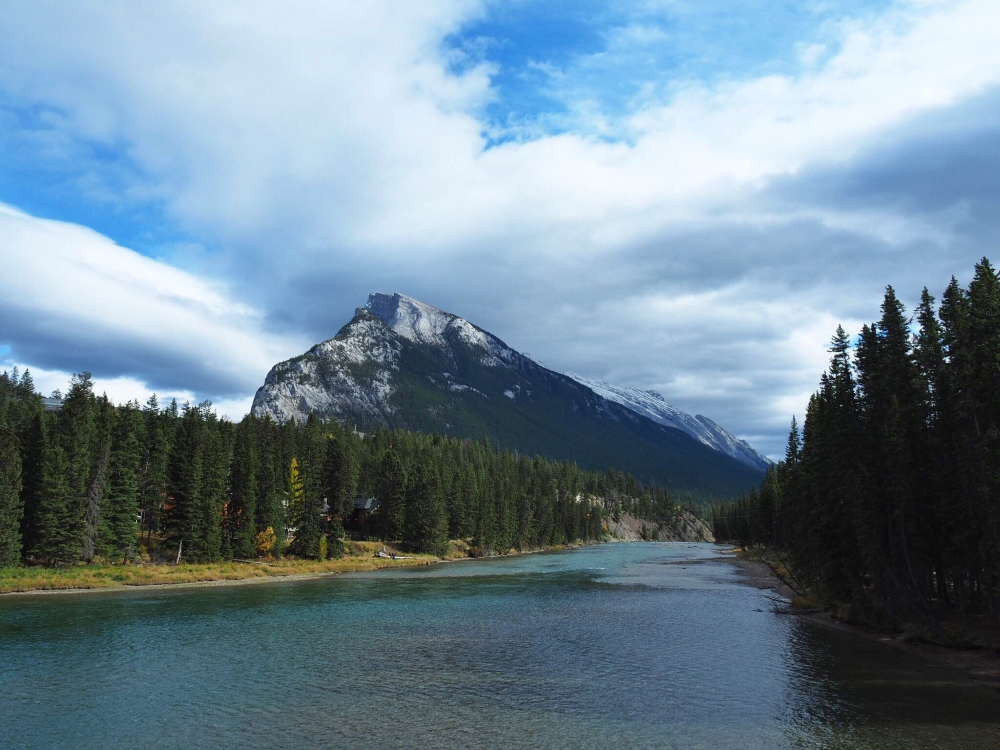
[2,543,998,749]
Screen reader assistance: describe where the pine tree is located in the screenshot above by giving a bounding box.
[226,417,259,559]
[35,445,81,565]
[0,427,23,565]
[50,372,97,563]
[376,447,406,541]
[96,405,142,560]
[324,438,358,523]
[287,457,322,559]
[138,395,169,543]
[194,424,227,562]
[254,418,287,554]
[444,464,466,540]
[18,413,46,561]
[164,405,204,561]
[82,395,113,563]
[403,462,448,556]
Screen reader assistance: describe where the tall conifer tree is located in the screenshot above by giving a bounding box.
[97,404,142,560]
[376,447,406,541]
[0,427,23,565]
[403,462,448,556]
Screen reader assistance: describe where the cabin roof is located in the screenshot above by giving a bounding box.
[354,496,379,511]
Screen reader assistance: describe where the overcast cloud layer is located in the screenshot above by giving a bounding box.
[2,0,999,458]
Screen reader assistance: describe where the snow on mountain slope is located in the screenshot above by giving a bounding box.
[365,292,516,367]
[566,373,771,471]
[251,309,403,426]
[252,291,767,496]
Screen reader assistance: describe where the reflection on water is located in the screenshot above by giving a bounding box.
[1,543,998,749]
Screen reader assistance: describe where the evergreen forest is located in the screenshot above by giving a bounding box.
[0,373,687,567]
[714,258,1000,633]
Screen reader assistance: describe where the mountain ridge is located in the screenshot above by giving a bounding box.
[252,292,765,500]
[565,373,771,470]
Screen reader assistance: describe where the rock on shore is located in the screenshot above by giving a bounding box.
[605,512,715,542]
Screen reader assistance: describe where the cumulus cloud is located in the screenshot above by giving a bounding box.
[0,204,305,405]
[1,0,999,457]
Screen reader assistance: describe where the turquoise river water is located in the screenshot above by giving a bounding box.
[2,543,999,749]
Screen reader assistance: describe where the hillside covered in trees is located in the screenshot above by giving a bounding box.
[714,258,1000,635]
[0,371,692,568]
[252,293,765,501]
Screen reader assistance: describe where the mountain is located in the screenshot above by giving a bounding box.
[252,293,764,500]
[565,374,771,471]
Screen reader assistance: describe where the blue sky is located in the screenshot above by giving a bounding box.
[0,0,896,247]
[459,0,894,141]
[1,0,998,458]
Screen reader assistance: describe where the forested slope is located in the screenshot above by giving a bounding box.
[0,372,694,566]
[715,257,1000,635]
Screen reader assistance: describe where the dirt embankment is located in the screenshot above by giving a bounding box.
[605,512,714,542]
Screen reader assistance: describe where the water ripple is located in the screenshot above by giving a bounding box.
[2,543,999,749]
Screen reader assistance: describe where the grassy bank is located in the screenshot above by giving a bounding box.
[0,542,442,594]
[0,538,583,595]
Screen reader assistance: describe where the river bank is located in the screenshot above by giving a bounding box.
[721,547,1000,689]
[0,542,438,595]
[0,539,597,596]
[7,542,1000,749]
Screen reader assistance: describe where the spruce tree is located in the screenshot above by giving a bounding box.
[164,405,204,561]
[0,427,23,565]
[18,413,46,561]
[49,372,97,563]
[376,447,406,541]
[226,417,259,559]
[254,418,286,554]
[287,457,322,559]
[403,462,448,556]
[324,438,358,523]
[138,395,169,543]
[35,445,81,565]
[82,395,113,563]
[96,405,142,560]
[966,259,1000,604]
[195,424,227,562]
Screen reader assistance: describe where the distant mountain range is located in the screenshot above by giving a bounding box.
[252,293,767,500]
[564,374,771,471]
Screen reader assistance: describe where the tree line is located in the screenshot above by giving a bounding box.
[714,258,1000,628]
[0,371,685,566]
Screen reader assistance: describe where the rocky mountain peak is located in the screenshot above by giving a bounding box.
[252,293,768,497]
[365,292,457,346]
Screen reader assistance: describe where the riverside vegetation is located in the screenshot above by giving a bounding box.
[714,257,1000,648]
[0,370,698,592]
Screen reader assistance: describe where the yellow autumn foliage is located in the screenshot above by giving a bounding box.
[255,526,277,557]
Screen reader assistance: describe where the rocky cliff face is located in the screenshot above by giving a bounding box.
[252,292,766,500]
[252,293,525,425]
[605,512,715,542]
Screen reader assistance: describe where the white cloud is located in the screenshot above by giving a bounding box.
[1,0,999,458]
[3,0,996,251]
[0,204,305,398]
[0,360,254,422]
